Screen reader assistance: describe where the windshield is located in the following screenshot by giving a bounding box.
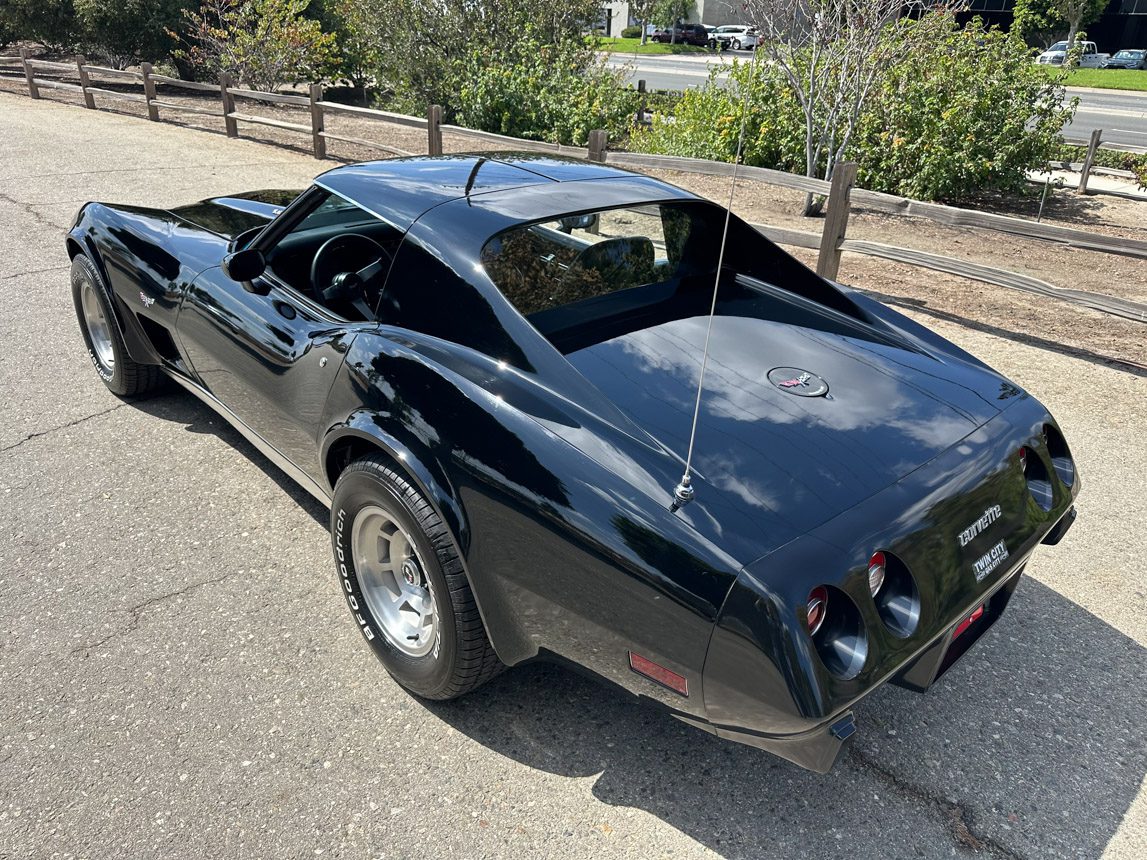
[1048,42,1068,51]
[1115,50,1143,58]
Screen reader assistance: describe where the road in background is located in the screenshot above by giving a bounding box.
[1,92,1144,860]
[604,53,1147,149]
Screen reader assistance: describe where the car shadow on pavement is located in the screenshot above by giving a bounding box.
[426,577,1146,859]
[128,391,329,528]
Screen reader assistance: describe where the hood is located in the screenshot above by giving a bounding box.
[566,314,1019,562]
[167,190,300,240]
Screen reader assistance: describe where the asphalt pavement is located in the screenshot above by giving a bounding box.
[1,92,1145,860]
[603,53,1147,150]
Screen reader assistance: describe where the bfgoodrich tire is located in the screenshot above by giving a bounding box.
[70,255,163,397]
[331,454,503,699]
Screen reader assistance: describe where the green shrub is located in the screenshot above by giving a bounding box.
[75,0,189,68]
[456,39,639,146]
[171,0,338,90]
[854,16,1074,201]
[632,14,1077,204]
[0,0,81,52]
[631,61,805,170]
[620,25,642,38]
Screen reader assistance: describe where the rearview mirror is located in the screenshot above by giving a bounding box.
[222,248,267,289]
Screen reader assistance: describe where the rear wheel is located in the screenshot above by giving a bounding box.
[70,255,163,397]
[331,454,503,699]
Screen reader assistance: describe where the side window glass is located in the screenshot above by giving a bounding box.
[266,193,402,320]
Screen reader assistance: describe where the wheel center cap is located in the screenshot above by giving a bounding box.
[401,559,420,586]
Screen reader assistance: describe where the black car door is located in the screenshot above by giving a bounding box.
[175,191,399,485]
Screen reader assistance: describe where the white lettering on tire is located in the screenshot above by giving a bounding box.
[336,507,375,642]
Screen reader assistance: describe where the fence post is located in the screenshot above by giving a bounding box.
[588,129,608,163]
[141,62,159,121]
[19,48,39,99]
[1077,128,1103,193]
[220,73,238,137]
[427,104,443,156]
[635,79,646,125]
[816,161,857,282]
[309,84,326,160]
[76,56,95,109]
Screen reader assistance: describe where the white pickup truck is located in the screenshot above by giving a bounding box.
[1036,40,1110,67]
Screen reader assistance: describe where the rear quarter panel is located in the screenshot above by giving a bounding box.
[320,329,744,718]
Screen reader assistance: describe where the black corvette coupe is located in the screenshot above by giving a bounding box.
[67,154,1079,772]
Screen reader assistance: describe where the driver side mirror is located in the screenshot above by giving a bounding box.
[222,248,267,293]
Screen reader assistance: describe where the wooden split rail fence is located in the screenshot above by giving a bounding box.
[2,51,1143,323]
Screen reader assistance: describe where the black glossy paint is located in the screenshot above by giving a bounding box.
[66,155,1080,772]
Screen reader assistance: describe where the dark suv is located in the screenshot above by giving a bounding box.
[652,23,711,47]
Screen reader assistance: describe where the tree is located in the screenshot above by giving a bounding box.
[633,13,1076,204]
[1052,0,1107,56]
[0,0,81,52]
[318,0,383,98]
[1014,0,1106,54]
[742,0,932,213]
[629,0,656,44]
[652,0,691,43]
[336,0,602,114]
[75,0,190,68]
[172,0,339,91]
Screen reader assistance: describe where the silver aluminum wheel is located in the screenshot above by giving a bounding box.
[351,505,437,658]
[80,281,114,371]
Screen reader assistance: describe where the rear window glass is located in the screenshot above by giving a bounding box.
[478,199,864,354]
[480,203,700,317]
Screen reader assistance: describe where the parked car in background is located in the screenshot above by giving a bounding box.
[1101,49,1147,69]
[710,25,759,50]
[1036,40,1109,67]
[651,23,711,47]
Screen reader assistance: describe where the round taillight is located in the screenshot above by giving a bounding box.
[806,586,828,636]
[1043,424,1075,487]
[1021,444,1054,511]
[867,551,886,596]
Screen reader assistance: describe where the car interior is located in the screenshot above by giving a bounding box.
[480,201,874,355]
[263,192,403,321]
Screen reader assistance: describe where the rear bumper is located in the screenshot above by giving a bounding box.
[700,399,1080,772]
[705,492,1077,771]
[722,551,1043,772]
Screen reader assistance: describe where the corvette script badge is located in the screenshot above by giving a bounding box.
[767,367,829,397]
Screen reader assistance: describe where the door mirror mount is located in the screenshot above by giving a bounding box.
[222,248,268,293]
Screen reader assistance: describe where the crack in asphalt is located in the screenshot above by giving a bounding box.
[0,403,129,456]
[848,747,1026,859]
[70,571,235,656]
[1,264,70,281]
[0,192,71,232]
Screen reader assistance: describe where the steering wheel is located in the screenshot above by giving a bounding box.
[310,233,390,320]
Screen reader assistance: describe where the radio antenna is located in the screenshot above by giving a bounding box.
[671,50,759,514]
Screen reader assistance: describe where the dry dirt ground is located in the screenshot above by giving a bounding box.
[2,68,1142,371]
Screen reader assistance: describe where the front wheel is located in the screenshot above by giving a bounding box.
[70,255,163,397]
[331,454,503,699]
